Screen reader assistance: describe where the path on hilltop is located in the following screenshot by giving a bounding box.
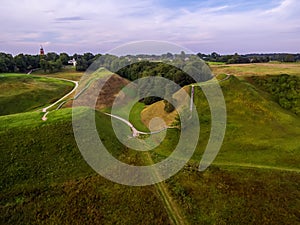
[41,78,78,121]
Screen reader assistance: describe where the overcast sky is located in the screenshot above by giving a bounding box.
[1,0,299,55]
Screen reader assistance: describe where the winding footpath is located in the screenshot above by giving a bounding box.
[42,78,78,121]
[104,113,170,137]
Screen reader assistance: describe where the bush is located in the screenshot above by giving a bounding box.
[252,74,300,115]
[164,99,175,113]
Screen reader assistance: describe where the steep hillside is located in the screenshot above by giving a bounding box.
[64,73,130,110]
[142,75,300,170]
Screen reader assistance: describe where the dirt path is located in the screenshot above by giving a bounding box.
[219,74,231,82]
[105,113,171,137]
[41,78,78,121]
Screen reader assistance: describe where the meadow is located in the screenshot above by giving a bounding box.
[0,74,74,116]
[210,62,300,77]
[0,62,300,224]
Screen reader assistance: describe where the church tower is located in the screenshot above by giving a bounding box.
[40,45,44,56]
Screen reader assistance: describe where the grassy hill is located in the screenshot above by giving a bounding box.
[0,108,172,224]
[142,75,300,170]
[0,74,74,116]
[1,71,299,224]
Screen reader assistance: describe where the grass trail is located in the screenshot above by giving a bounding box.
[144,152,188,225]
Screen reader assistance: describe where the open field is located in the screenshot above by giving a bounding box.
[33,66,84,81]
[0,74,74,116]
[210,62,300,77]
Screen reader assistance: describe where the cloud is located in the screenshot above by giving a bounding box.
[0,0,299,54]
[55,16,87,22]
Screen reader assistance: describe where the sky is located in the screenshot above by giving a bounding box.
[0,0,299,55]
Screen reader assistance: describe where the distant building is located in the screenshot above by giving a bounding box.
[68,58,77,67]
[40,46,44,56]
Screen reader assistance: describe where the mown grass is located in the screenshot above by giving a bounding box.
[129,102,149,131]
[0,74,74,116]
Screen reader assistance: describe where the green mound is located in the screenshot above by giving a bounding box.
[152,75,300,170]
[193,75,300,169]
[0,108,170,224]
[1,75,299,224]
[0,74,74,116]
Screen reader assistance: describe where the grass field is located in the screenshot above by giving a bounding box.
[0,74,75,116]
[1,64,300,224]
[210,62,300,77]
[33,66,84,81]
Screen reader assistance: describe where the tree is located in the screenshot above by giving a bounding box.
[54,59,63,71]
[46,52,59,61]
[14,54,27,72]
[25,54,39,69]
[180,51,186,58]
[284,54,295,62]
[59,53,70,65]
[76,58,88,71]
[0,53,15,72]
[0,58,8,72]
[40,59,48,73]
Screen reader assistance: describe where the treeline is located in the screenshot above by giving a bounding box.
[198,52,300,64]
[1,51,300,73]
[116,58,212,106]
[0,52,101,73]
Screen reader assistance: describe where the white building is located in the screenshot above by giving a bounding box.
[68,58,77,67]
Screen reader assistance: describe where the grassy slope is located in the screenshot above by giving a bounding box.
[149,75,300,224]
[0,108,170,225]
[213,76,300,169]
[1,71,300,224]
[0,106,299,224]
[146,75,300,170]
[0,74,74,116]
